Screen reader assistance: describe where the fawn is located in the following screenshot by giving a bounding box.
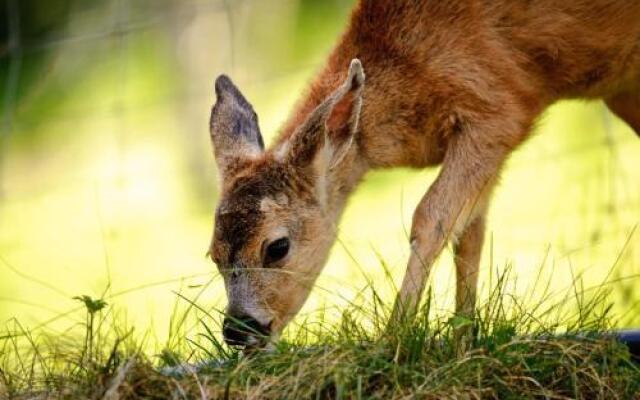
[208,0,640,348]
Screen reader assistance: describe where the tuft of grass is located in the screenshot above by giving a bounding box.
[1,270,639,399]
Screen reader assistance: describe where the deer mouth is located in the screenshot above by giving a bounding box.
[222,316,272,350]
[240,331,271,351]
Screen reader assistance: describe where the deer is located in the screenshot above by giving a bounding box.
[208,0,640,349]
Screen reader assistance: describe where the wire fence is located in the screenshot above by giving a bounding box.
[0,0,639,335]
[0,0,339,199]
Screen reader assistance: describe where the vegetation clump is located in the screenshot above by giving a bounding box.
[1,283,639,399]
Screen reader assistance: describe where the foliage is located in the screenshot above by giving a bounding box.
[1,274,639,400]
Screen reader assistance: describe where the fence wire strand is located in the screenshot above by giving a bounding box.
[1,0,22,198]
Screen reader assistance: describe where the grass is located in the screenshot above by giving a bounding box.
[1,269,639,400]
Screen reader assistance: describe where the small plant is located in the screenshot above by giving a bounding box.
[73,294,108,367]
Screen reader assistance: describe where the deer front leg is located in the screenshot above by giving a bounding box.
[390,129,511,324]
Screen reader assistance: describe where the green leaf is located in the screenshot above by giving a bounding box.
[73,295,108,314]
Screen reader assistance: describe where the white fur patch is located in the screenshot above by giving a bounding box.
[260,194,289,213]
[274,140,290,161]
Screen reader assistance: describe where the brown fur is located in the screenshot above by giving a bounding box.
[209,0,640,345]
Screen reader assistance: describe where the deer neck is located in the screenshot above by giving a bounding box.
[321,142,369,224]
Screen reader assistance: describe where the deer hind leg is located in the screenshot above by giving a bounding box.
[454,212,487,320]
[606,91,640,136]
[451,211,488,351]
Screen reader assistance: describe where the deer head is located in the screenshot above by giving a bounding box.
[208,60,365,348]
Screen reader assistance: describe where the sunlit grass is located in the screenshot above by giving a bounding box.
[1,266,639,399]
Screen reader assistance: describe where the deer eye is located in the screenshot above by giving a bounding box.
[264,237,290,265]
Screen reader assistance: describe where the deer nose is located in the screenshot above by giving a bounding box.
[222,315,270,346]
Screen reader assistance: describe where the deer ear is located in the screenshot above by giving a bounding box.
[326,59,365,136]
[323,59,365,169]
[210,75,264,177]
[286,59,365,170]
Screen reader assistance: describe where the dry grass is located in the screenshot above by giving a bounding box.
[2,270,640,400]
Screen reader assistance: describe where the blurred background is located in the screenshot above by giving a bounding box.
[0,0,638,345]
